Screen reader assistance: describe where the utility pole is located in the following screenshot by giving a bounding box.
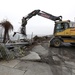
[0,26,3,42]
[31,32,33,43]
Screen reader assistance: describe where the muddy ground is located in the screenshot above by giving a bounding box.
[19,37,75,75]
[39,41,75,75]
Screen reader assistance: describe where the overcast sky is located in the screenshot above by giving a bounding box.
[0,0,75,36]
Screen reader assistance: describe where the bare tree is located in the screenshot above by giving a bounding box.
[0,20,13,43]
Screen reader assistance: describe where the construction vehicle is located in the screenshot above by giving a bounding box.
[17,9,75,47]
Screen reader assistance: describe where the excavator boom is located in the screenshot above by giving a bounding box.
[24,9,62,21]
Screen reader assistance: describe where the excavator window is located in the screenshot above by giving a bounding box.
[55,22,69,33]
[64,23,69,29]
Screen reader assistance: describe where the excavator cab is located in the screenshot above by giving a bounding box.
[54,21,69,34]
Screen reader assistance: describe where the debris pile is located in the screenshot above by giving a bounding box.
[0,43,32,60]
[33,35,50,43]
[0,34,50,60]
[0,44,14,60]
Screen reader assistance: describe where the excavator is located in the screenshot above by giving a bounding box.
[13,9,75,47]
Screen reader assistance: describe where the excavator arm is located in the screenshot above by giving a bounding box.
[20,9,62,36]
[22,10,62,25]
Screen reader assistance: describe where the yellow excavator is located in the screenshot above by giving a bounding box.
[50,20,75,47]
[14,9,75,47]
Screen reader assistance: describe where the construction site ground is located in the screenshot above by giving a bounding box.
[0,39,75,75]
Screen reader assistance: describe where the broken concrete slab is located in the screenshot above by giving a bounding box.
[20,51,41,61]
[0,65,24,75]
[15,61,53,75]
[53,56,60,61]
[0,59,20,68]
[32,45,48,56]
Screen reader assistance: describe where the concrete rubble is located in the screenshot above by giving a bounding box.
[20,51,41,61]
[0,37,75,75]
[0,43,53,75]
[32,45,48,56]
